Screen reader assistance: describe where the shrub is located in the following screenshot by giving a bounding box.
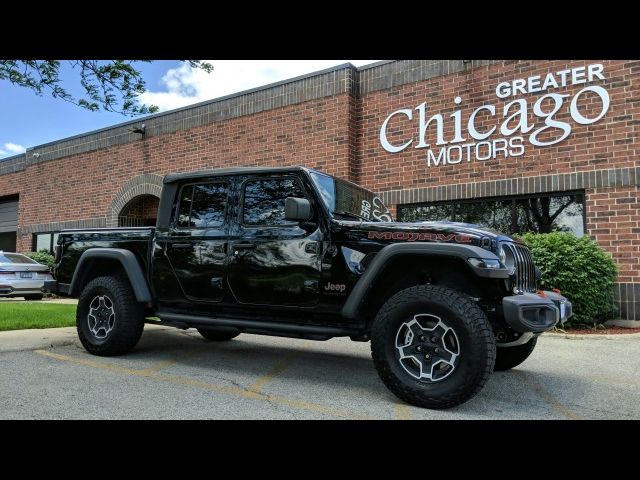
[520,232,617,325]
[22,249,55,271]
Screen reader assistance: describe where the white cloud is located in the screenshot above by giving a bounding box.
[139,60,383,112]
[4,142,26,154]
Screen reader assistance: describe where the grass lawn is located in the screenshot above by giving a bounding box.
[0,302,77,331]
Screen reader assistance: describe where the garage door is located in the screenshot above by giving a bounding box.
[0,199,18,233]
[0,199,18,251]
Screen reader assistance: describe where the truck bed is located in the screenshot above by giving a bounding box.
[55,227,154,286]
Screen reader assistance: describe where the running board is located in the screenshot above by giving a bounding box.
[155,311,356,340]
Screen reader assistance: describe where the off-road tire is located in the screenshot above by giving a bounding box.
[24,294,43,301]
[77,275,145,356]
[371,285,496,409]
[494,337,538,371]
[197,328,240,342]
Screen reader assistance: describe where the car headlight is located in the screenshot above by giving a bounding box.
[467,258,502,269]
[499,244,516,275]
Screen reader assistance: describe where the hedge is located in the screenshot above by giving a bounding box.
[520,232,617,325]
[22,249,55,271]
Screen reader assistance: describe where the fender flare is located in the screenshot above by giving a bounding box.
[341,242,509,319]
[69,248,152,303]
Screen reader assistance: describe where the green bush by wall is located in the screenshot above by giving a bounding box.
[520,232,618,325]
[22,250,55,271]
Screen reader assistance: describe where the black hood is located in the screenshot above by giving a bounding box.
[333,219,523,254]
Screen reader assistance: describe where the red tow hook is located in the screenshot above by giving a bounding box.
[552,288,561,294]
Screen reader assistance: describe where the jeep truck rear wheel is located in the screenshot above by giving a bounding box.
[371,285,496,409]
[197,328,240,342]
[77,275,145,356]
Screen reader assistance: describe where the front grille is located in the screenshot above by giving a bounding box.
[504,243,537,293]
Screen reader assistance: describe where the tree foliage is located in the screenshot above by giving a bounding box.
[0,60,213,116]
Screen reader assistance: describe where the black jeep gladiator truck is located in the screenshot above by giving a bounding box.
[46,166,572,409]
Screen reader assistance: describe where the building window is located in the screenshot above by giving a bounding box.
[397,191,585,237]
[32,232,59,253]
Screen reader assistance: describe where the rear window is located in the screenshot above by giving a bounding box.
[0,253,37,264]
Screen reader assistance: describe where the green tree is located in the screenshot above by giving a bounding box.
[0,60,213,116]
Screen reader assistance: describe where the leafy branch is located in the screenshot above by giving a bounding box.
[0,60,213,116]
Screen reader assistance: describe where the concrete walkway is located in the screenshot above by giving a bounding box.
[0,326,78,353]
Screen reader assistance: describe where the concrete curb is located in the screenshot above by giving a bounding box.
[0,324,173,353]
[0,327,79,353]
[542,331,640,340]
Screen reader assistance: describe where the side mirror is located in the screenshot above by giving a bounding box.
[285,197,313,221]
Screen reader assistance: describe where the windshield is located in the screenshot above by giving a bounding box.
[310,171,393,222]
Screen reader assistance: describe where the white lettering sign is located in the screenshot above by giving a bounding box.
[379,63,610,166]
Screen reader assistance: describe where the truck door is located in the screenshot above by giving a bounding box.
[164,180,230,302]
[227,175,322,307]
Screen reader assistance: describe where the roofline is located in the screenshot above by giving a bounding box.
[24,62,357,152]
[162,166,380,194]
[163,166,309,184]
[0,152,25,164]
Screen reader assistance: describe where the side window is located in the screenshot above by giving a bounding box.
[242,177,306,227]
[177,183,228,228]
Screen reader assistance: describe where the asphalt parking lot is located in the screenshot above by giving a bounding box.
[1,325,639,419]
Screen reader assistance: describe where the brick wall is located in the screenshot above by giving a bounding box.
[13,92,354,250]
[357,60,638,191]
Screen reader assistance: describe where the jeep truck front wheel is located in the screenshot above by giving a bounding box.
[371,285,496,409]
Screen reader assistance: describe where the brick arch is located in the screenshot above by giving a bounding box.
[106,173,163,227]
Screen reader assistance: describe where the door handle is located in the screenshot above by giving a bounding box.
[233,243,256,249]
[171,243,191,249]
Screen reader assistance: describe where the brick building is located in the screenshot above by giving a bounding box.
[0,60,638,321]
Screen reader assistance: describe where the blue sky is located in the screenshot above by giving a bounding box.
[0,60,381,160]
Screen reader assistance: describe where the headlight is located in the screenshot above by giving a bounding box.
[499,244,516,274]
[467,258,502,269]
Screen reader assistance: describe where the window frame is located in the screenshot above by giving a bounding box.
[173,180,230,230]
[239,175,310,229]
[397,190,587,236]
[31,231,59,254]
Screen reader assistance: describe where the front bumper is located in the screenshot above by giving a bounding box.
[502,291,573,333]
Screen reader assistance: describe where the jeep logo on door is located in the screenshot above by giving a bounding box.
[324,282,346,293]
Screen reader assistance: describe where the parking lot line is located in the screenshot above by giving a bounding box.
[395,404,413,420]
[248,352,299,393]
[137,354,194,375]
[33,349,375,420]
[514,371,582,420]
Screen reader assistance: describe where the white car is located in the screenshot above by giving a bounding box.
[0,252,53,301]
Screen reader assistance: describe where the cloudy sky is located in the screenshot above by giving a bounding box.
[0,60,381,159]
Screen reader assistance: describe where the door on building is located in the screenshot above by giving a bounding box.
[0,197,18,252]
